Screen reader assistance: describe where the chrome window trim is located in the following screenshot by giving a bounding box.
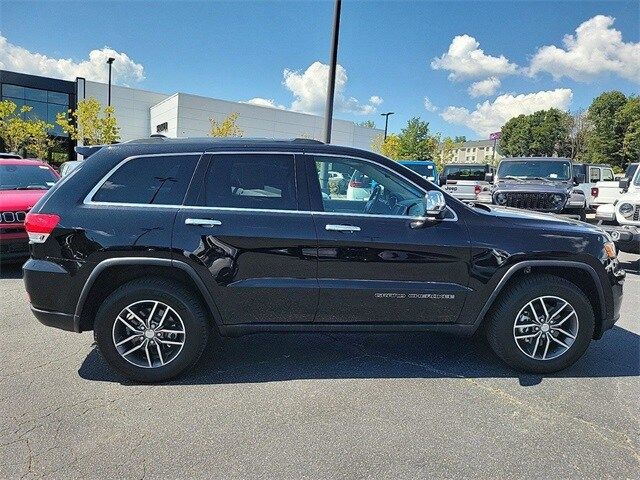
[84,150,458,222]
[82,152,204,206]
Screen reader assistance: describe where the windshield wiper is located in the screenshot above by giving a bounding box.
[3,185,48,190]
[502,176,525,181]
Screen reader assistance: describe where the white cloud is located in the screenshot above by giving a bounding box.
[440,88,573,136]
[529,15,640,83]
[241,97,286,109]
[431,34,518,80]
[282,61,381,115]
[423,96,438,112]
[369,95,383,106]
[0,35,145,85]
[468,77,501,97]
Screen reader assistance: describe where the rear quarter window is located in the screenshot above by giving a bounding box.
[91,154,200,205]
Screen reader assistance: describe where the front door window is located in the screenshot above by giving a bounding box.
[312,156,427,217]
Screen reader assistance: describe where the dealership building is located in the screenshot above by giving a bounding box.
[0,70,383,161]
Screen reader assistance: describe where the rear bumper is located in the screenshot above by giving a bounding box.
[31,306,75,332]
[24,258,79,332]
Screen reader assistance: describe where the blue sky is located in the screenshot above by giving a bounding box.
[1,0,638,139]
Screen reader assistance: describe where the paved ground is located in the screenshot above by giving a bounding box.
[0,254,638,479]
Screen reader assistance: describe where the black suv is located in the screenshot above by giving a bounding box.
[23,138,625,382]
[491,157,588,220]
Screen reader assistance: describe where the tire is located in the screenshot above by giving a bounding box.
[485,274,595,373]
[94,277,210,382]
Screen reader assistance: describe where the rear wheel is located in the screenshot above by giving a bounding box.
[486,274,595,373]
[94,278,209,382]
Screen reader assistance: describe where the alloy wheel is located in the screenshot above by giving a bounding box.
[111,300,186,369]
[513,296,579,361]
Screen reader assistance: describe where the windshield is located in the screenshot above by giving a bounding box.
[634,169,640,186]
[0,164,58,190]
[443,165,486,181]
[625,164,638,183]
[497,160,571,181]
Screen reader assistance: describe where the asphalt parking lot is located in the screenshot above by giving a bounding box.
[0,253,638,479]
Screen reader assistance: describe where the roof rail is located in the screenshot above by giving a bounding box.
[75,144,109,158]
[291,138,324,144]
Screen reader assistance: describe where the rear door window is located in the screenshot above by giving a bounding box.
[92,154,200,205]
[199,153,297,210]
[602,168,614,181]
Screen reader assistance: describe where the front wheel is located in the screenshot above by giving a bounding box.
[94,278,210,382]
[486,274,595,373]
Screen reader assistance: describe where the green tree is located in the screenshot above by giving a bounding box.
[499,109,571,157]
[453,135,467,143]
[209,112,243,137]
[0,100,54,158]
[568,109,592,161]
[56,97,120,145]
[439,136,459,166]
[585,91,629,167]
[357,120,376,129]
[397,117,439,160]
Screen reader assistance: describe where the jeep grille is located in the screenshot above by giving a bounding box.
[504,193,563,211]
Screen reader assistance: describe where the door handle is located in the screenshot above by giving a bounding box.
[185,218,222,227]
[325,224,361,232]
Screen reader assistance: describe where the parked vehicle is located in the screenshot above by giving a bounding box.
[23,137,624,382]
[59,160,84,177]
[398,160,438,182]
[572,163,615,210]
[591,163,639,209]
[440,163,493,201]
[0,158,60,261]
[596,165,640,254]
[490,157,587,220]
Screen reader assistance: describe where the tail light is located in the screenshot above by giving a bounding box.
[474,185,482,195]
[349,180,363,188]
[591,187,598,198]
[24,212,60,243]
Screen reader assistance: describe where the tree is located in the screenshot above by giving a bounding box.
[453,135,466,143]
[56,97,120,145]
[380,134,402,159]
[499,109,571,157]
[568,109,592,161]
[439,136,458,166]
[209,112,243,137]
[397,117,439,160]
[0,100,54,158]
[585,91,629,167]
[616,97,640,164]
[357,120,376,129]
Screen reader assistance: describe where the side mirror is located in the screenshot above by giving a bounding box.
[619,178,630,191]
[574,174,586,185]
[424,190,447,217]
[484,172,494,183]
[439,174,447,186]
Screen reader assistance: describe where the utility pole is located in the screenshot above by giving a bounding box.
[106,57,115,107]
[322,0,342,144]
[380,112,394,140]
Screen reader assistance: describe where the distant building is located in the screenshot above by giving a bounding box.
[448,139,502,164]
[1,70,383,162]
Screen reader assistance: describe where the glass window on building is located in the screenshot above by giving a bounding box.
[0,83,69,138]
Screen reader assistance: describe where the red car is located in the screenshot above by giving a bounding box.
[1,158,60,262]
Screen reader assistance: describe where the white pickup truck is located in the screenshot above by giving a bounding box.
[596,163,640,254]
[591,163,639,208]
[572,163,615,210]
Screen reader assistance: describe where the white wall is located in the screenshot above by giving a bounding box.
[84,81,383,150]
[84,81,169,141]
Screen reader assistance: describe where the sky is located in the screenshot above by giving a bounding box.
[0,0,638,140]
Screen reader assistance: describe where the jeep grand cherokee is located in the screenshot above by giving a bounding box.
[23,138,625,382]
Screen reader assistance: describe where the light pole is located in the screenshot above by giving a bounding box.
[106,57,115,107]
[322,0,342,144]
[381,112,394,140]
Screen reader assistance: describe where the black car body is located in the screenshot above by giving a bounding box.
[23,138,625,381]
[491,157,587,219]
